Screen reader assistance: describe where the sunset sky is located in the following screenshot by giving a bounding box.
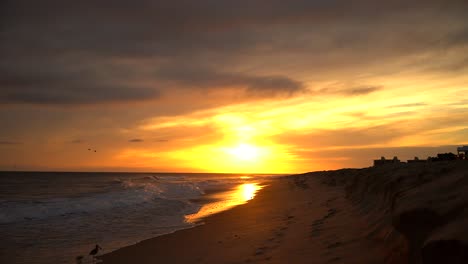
[1,0,468,173]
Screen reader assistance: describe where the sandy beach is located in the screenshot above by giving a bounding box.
[102,161,468,264]
[101,174,391,263]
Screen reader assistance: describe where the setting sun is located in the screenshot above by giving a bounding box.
[228,143,260,161]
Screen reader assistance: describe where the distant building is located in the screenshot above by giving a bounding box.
[457,146,468,159]
[407,157,426,163]
[374,156,401,166]
[428,152,458,162]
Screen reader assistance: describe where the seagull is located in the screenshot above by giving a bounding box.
[89,245,102,263]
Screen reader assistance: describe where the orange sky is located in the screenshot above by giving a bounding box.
[1,1,468,173]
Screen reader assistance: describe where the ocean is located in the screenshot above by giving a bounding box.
[0,172,280,264]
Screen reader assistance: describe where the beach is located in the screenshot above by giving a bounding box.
[102,161,468,264]
[101,174,390,263]
[0,173,277,264]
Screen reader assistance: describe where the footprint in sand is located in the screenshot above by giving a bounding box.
[311,207,339,238]
[324,208,338,219]
[322,197,339,207]
[328,256,342,262]
[326,241,343,249]
[255,247,267,256]
[311,219,324,237]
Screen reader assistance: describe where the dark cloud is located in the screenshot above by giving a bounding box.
[0,55,304,104]
[0,141,22,145]
[1,0,467,106]
[129,139,144,143]
[70,139,83,144]
[0,66,160,105]
[155,67,305,96]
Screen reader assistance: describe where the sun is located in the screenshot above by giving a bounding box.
[228,143,260,161]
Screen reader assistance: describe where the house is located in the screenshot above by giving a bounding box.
[457,146,468,159]
[407,157,426,163]
[374,156,401,166]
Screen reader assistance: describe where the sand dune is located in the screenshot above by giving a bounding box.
[315,160,468,263]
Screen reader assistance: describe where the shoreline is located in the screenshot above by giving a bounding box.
[101,174,388,263]
[101,161,468,263]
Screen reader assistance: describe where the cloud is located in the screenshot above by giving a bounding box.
[317,85,382,96]
[70,139,84,144]
[129,139,144,143]
[0,140,23,146]
[0,60,304,104]
[0,67,160,105]
[155,66,305,97]
[0,141,22,145]
[343,86,382,96]
[1,0,467,107]
[275,124,402,148]
[387,103,427,108]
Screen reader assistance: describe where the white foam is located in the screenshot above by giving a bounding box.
[0,179,203,223]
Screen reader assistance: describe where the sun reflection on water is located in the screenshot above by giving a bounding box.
[185,183,262,223]
[240,183,256,200]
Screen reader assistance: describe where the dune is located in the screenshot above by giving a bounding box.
[315,160,468,263]
[101,161,468,263]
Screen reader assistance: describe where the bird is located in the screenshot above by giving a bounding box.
[89,245,102,263]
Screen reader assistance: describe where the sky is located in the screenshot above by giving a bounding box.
[1,0,468,173]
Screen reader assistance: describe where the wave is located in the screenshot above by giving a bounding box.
[0,180,203,224]
[0,174,277,224]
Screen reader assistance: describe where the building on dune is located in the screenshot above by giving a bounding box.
[428,153,457,162]
[457,146,468,159]
[373,156,401,166]
[374,146,468,166]
[407,157,426,163]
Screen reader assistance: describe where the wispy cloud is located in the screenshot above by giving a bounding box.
[0,141,22,145]
[387,103,427,108]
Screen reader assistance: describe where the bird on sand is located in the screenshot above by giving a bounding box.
[89,245,102,263]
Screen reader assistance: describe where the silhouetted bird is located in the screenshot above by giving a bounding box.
[88,148,91,151]
[89,245,102,263]
[94,150,97,152]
